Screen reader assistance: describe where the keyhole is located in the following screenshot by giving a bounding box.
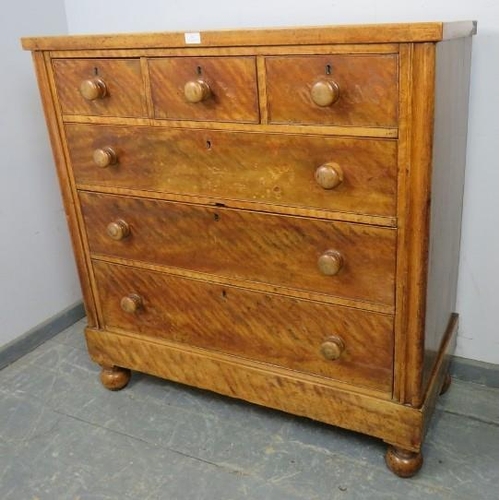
[197,65,202,75]
[221,289,227,299]
[94,67,99,75]
[214,213,219,221]
[206,140,212,149]
[325,64,332,75]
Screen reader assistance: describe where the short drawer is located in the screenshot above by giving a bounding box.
[94,260,394,393]
[148,56,259,122]
[80,192,396,306]
[52,59,147,117]
[66,123,397,218]
[266,54,398,127]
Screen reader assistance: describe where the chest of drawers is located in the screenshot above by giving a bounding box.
[22,21,476,477]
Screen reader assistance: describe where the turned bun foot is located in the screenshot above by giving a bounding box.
[100,366,131,391]
[385,446,423,478]
[440,372,452,395]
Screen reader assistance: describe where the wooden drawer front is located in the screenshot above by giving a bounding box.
[52,59,147,117]
[94,261,394,392]
[148,57,259,122]
[81,192,396,305]
[266,55,398,127]
[66,124,397,218]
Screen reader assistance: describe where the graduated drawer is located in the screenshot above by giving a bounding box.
[80,192,396,306]
[52,58,147,117]
[66,123,397,219]
[266,54,398,127]
[148,56,259,123]
[94,260,394,393]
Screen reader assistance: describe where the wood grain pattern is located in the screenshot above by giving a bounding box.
[392,43,413,402]
[80,192,397,305]
[76,185,396,228]
[93,260,394,392]
[21,21,477,51]
[266,54,398,127]
[52,58,147,117]
[395,43,436,406]
[63,115,398,138]
[92,255,395,314]
[84,326,425,451]
[149,56,259,122]
[45,44,399,59]
[65,123,397,218]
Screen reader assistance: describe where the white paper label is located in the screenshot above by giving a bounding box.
[184,32,201,44]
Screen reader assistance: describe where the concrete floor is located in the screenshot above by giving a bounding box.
[0,318,498,500]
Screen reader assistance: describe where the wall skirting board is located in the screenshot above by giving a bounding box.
[0,303,497,388]
[0,301,85,370]
[449,356,498,388]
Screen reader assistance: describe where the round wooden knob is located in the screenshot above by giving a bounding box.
[317,249,343,276]
[93,147,117,168]
[184,80,211,103]
[106,220,130,241]
[315,162,343,189]
[310,80,340,107]
[79,78,107,100]
[120,294,142,314]
[320,336,345,361]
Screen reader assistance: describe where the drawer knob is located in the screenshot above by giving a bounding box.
[315,162,343,189]
[120,294,143,314]
[184,80,211,103]
[310,80,340,107]
[93,147,117,168]
[106,220,130,241]
[320,336,345,361]
[318,249,343,276]
[79,78,107,101]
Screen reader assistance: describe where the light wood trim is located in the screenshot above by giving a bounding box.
[140,57,155,119]
[90,254,395,314]
[63,114,398,138]
[62,115,153,127]
[31,52,98,327]
[85,326,423,450]
[393,43,412,401]
[47,43,399,58]
[21,22,475,51]
[399,43,436,406]
[256,56,268,123]
[76,184,397,227]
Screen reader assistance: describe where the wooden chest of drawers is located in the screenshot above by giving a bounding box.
[22,21,476,477]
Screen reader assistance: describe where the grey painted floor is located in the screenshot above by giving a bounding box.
[1,318,498,500]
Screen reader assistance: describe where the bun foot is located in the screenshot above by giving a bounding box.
[100,365,131,391]
[385,446,423,478]
[440,372,452,395]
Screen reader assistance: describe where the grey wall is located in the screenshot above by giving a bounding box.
[0,0,82,348]
[12,0,498,364]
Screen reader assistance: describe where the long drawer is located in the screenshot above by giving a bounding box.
[80,192,396,306]
[66,123,397,219]
[93,260,394,393]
